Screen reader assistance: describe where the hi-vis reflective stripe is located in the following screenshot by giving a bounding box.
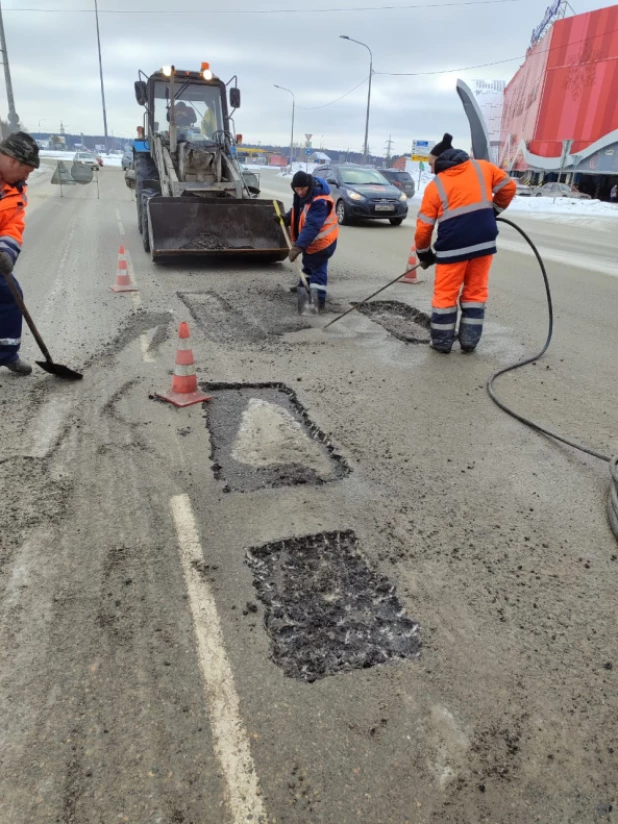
[435,159,492,223]
[436,241,496,258]
[493,176,512,194]
[418,212,435,225]
[459,317,484,325]
[461,301,485,309]
[314,222,337,242]
[0,337,20,345]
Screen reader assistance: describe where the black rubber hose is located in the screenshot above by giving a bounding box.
[490,216,617,540]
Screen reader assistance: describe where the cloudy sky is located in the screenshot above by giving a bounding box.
[1,0,615,154]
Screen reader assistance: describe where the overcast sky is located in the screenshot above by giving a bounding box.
[1,0,614,154]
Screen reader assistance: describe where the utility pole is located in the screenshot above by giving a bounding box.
[0,0,19,132]
[384,135,394,166]
[94,0,110,154]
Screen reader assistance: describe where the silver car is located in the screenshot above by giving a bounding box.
[73,152,99,171]
[534,182,591,199]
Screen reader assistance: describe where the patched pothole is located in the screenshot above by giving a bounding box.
[204,383,349,492]
[246,529,420,682]
[178,289,310,345]
[356,300,431,344]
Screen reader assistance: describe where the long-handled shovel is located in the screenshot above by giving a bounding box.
[272,200,314,314]
[1,270,83,380]
[322,263,423,331]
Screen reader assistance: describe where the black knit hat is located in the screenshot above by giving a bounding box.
[0,131,40,169]
[430,133,453,158]
[291,170,313,189]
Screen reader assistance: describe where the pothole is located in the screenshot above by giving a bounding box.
[178,289,311,345]
[246,529,421,682]
[204,382,349,492]
[356,300,431,344]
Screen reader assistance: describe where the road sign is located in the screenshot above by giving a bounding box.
[304,148,312,156]
[411,139,433,162]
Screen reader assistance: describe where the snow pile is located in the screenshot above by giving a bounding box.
[39,150,124,168]
[278,161,319,178]
[508,195,617,217]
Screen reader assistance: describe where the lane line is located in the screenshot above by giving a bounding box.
[131,292,142,311]
[170,494,267,824]
[115,208,125,236]
[139,333,154,363]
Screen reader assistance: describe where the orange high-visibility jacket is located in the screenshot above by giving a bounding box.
[0,179,27,265]
[291,194,339,254]
[415,158,516,263]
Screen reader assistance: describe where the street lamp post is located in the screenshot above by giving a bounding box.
[340,35,373,165]
[94,0,110,154]
[274,84,295,171]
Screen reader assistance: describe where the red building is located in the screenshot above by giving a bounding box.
[501,3,618,176]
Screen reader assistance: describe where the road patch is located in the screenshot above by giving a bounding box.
[356,300,431,344]
[204,382,349,492]
[246,529,421,682]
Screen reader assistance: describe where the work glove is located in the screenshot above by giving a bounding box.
[417,248,436,270]
[288,246,302,263]
[0,251,14,277]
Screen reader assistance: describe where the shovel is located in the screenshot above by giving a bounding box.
[323,263,422,331]
[272,200,314,314]
[1,270,83,380]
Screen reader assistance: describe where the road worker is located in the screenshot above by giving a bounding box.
[0,132,40,375]
[415,133,516,353]
[284,170,338,312]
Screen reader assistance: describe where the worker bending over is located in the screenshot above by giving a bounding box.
[415,133,516,353]
[284,170,338,313]
[0,133,39,375]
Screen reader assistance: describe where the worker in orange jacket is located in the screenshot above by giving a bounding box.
[0,132,40,375]
[415,133,516,353]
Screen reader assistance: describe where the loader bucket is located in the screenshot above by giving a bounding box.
[147,196,290,262]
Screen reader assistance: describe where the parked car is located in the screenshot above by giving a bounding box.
[73,152,99,171]
[377,168,416,198]
[314,164,409,226]
[534,182,591,199]
[514,179,534,196]
[121,148,133,171]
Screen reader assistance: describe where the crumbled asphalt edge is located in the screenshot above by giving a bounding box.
[245,529,421,682]
[202,381,351,492]
[356,300,431,345]
[84,310,174,369]
[177,290,312,345]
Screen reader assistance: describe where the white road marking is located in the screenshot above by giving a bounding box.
[40,219,77,321]
[170,494,267,824]
[131,292,142,311]
[139,332,154,363]
[115,208,125,236]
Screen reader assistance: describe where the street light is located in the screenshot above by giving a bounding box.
[340,35,373,165]
[274,84,295,171]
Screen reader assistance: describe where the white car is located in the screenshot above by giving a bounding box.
[73,152,99,171]
[534,182,591,199]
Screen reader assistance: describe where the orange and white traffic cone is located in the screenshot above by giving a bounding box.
[400,243,423,284]
[110,246,138,293]
[155,322,211,408]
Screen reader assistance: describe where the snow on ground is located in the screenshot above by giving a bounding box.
[39,150,124,168]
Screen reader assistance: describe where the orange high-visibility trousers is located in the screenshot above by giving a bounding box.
[432,254,493,308]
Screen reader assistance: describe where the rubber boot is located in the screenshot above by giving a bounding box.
[430,306,457,353]
[3,357,32,375]
[459,302,485,352]
[297,284,309,315]
[309,286,323,314]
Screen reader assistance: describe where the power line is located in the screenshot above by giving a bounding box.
[376,21,618,76]
[4,0,523,13]
[296,76,369,110]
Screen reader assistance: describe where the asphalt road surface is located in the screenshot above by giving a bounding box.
[1,164,617,824]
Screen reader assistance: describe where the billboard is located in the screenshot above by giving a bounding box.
[500,3,618,170]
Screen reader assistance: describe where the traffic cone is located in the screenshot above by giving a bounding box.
[400,243,423,284]
[155,322,212,408]
[110,246,138,293]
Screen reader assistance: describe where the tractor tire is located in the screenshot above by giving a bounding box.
[134,153,159,235]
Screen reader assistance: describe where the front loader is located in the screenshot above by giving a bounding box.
[127,62,288,262]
